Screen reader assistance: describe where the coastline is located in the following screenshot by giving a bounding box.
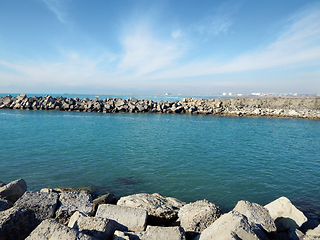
[0,93,319,119]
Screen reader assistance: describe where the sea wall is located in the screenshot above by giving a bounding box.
[1,179,320,240]
[0,94,320,119]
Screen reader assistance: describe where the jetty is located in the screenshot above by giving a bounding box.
[0,94,319,119]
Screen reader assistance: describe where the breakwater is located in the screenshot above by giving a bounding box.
[0,94,319,119]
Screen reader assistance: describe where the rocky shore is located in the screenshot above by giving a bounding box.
[0,179,320,240]
[0,94,319,119]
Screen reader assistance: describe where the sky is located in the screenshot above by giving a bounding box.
[0,0,320,95]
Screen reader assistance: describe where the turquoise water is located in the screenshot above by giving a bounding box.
[0,108,319,213]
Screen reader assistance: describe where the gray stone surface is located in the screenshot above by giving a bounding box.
[0,199,12,211]
[117,193,185,224]
[26,219,97,240]
[95,204,147,231]
[68,212,114,240]
[178,199,221,233]
[0,179,27,203]
[264,196,307,231]
[55,191,93,225]
[14,191,59,221]
[129,226,186,240]
[196,211,269,240]
[233,200,277,233]
[93,193,117,212]
[113,230,130,240]
[0,206,38,240]
[0,182,5,188]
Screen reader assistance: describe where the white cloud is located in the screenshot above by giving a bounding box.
[41,0,69,23]
[171,30,182,39]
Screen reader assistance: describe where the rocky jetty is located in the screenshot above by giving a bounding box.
[1,179,320,240]
[0,94,319,119]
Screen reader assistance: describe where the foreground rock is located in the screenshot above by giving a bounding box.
[0,179,27,203]
[1,94,319,119]
[117,193,185,225]
[264,196,308,231]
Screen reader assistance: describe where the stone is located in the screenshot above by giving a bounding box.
[55,191,93,224]
[178,199,221,234]
[196,211,269,240]
[0,182,5,188]
[233,200,277,233]
[25,219,96,240]
[305,224,320,238]
[93,193,117,212]
[95,204,147,231]
[0,179,27,203]
[117,193,185,224]
[68,212,114,240]
[14,191,59,221]
[0,199,12,211]
[113,230,130,240]
[0,206,38,240]
[264,197,307,231]
[130,226,186,240]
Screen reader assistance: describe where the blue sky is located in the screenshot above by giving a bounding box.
[1,0,320,95]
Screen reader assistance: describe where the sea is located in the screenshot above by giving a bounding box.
[0,93,319,213]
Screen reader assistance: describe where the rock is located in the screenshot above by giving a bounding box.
[305,224,320,238]
[113,230,130,240]
[178,199,221,234]
[0,199,12,211]
[54,187,93,195]
[14,191,59,221]
[95,204,147,231]
[93,193,117,212]
[233,200,277,233]
[264,197,307,231]
[0,179,27,203]
[55,192,94,225]
[25,219,96,240]
[68,212,114,240]
[0,206,38,240]
[117,193,185,224]
[0,182,5,188]
[130,226,186,240]
[196,211,269,240]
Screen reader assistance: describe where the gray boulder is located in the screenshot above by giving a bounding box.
[95,204,147,231]
[0,179,27,203]
[14,191,58,221]
[196,211,269,240]
[113,230,130,240]
[55,191,94,224]
[127,226,186,240]
[178,199,221,234]
[0,182,5,188]
[264,197,307,231]
[0,206,38,240]
[305,224,320,239]
[0,199,12,211]
[117,193,185,224]
[68,212,114,240]
[26,219,97,240]
[233,200,277,233]
[93,193,117,212]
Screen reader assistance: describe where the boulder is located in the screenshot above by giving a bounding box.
[14,191,59,221]
[178,199,221,234]
[68,212,114,240]
[264,197,307,231]
[0,199,12,211]
[117,193,185,224]
[93,193,117,212]
[196,211,269,240]
[305,224,320,238]
[95,204,147,231]
[0,179,27,203]
[233,200,276,233]
[128,226,186,240]
[25,219,96,240]
[55,191,94,224]
[0,182,5,188]
[0,206,38,240]
[113,230,130,240]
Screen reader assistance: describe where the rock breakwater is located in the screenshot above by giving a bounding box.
[1,179,320,240]
[0,94,319,119]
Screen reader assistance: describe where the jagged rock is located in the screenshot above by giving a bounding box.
[126,226,186,240]
[305,224,320,239]
[55,192,93,224]
[264,197,307,231]
[68,212,114,240]
[196,211,269,240]
[0,199,12,211]
[117,193,185,224]
[178,199,221,234]
[113,230,130,240]
[95,204,147,231]
[233,200,277,233]
[0,206,38,240]
[25,219,96,240]
[93,193,117,212]
[14,191,59,221]
[0,179,27,203]
[0,182,5,188]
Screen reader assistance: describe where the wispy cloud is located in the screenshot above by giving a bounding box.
[41,0,69,23]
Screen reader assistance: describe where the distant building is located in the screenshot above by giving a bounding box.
[228,93,232,96]
[222,93,227,96]
[237,94,243,96]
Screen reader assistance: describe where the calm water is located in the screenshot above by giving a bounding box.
[0,107,319,213]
